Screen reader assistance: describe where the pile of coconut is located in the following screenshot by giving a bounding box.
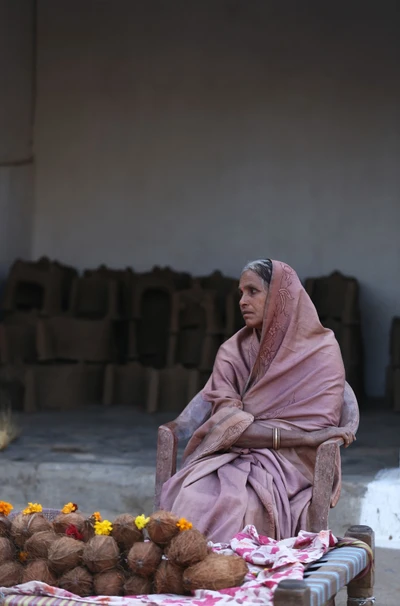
[0,507,248,597]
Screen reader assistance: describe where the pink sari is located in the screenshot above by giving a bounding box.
[160,261,345,542]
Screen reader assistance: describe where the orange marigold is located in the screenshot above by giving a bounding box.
[176,518,193,531]
[62,502,78,514]
[0,501,13,516]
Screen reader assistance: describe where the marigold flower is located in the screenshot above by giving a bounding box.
[92,511,102,522]
[134,514,150,530]
[176,518,192,531]
[0,501,13,516]
[22,502,43,515]
[62,502,78,514]
[19,551,28,563]
[94,520,113,536]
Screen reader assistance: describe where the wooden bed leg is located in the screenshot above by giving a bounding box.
[274,579,311,605]
[345,525,375,606]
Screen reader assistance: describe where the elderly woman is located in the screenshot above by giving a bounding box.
[160,259,355,542]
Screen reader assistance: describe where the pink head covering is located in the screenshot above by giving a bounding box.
[202,260,345,430]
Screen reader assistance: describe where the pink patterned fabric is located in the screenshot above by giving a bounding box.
[0,526,337,606]
[161,261,345,541]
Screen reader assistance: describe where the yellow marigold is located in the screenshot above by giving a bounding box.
[61,502,78,514]
[22,502,43,515]
[135,514,150,530]
[176,518,193,531]
[0,501,13,516]
[94,520,113,536]
[19,551,28,563]
[92,511,102,522]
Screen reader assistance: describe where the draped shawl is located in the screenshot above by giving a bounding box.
[160,261,345,541]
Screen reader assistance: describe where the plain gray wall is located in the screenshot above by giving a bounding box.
[24,0,400,396]
[0,0,34,282]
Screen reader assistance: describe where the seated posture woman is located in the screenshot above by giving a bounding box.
[160,259,355,542]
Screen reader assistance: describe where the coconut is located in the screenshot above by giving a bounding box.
[25,530,58,559]
[127,542,162,577]
[59,566,94,597]
[183,553,248,591]
[83,535,120,573]
[0,514,11,537]
[0,536,15,565]
[124,574,154,596]
[81,519,95,542]
[94,569,125,596]
[23,559,58,586]
[11,512,52,548]
[167,529,208,568]
[48,536,84,574]
[53,512,85,535]
[111,514,143,551]
[154,559,186,594]
[147,511,179,546]
[0,561,24,587]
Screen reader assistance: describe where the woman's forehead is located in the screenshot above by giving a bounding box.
[239,270,265,288]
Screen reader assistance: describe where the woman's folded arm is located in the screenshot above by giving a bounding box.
[233,423,356,449]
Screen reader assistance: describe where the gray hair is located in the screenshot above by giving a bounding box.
[241,259,273,286]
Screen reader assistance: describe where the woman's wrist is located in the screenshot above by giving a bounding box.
[303,431,315,448]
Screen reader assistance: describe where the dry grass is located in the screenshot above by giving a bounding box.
[0,404,20,451]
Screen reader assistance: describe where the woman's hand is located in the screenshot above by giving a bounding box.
[306,426,356,448]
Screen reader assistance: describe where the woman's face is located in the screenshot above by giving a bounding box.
[238,270,268,330]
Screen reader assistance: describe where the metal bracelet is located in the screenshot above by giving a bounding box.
[273,427,279,450]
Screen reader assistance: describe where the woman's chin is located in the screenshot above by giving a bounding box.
[244,318,258,329]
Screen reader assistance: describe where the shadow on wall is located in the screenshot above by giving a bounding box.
[0,257,382,414]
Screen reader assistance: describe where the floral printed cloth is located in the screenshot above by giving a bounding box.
[0,526,337,606]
